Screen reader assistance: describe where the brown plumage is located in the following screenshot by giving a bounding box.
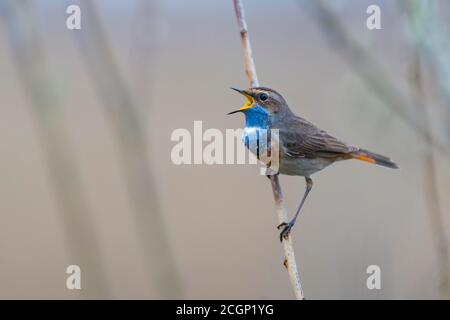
[229,86,398,240]
[278,114,398,168]
[247,86,398,171]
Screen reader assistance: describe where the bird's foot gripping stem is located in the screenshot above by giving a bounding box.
[277,220,295,242]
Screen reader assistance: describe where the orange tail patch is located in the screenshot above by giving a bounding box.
[354,154,376,164]
[352,149,398,169]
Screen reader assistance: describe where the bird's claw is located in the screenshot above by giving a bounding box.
[277,221,294,242]
[277,222,287,229]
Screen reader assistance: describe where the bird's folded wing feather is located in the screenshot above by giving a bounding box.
[280,117,357,159]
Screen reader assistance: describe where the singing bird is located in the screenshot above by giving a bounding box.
[228,87,398,241]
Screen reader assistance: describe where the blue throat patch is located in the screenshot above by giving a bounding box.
[243,104,269,129]
[242,105,269,152]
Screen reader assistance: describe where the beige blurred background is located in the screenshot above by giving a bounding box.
[0,0,449,299]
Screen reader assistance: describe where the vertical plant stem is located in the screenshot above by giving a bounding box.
[232,0,304,300]
[130,0,161,113]
[406,1,450,298]
[411,53,450,300]
[70,0,182,298]
[305,0,450,297]
[301,0,449,155]
[0,1,110,298]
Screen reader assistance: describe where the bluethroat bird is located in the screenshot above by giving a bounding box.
[228,87,398,241]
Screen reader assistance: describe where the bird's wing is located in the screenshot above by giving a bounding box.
[279,117,357,159]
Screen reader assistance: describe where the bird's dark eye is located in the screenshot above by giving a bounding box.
[259,92,269,101]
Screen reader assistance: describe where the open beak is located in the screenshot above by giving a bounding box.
[227,109,243,115]
[230,87,245,95]
[227,87,255,115]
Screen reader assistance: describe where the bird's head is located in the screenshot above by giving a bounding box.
[228,87,291,121]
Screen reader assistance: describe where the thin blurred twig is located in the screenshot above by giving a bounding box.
[232,0,305,300]
[0,0,110,298]
[404,0,450,138]
[130,0,162,113]
[69,0,182,298]
[405,1,450,299]
[299,0,450,155]
[411,57,450,299]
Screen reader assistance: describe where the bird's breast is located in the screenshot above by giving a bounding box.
[242,126,270,160]
[279,156,333,176]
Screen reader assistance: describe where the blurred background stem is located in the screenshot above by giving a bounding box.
[0,0,110,298]
[68,0,182,298]
[130,0,162,114]
[402,0,450,139]
[410,54,450,299]
[299,0,450,155]
[301,0,450,298]
[404,0,450,299]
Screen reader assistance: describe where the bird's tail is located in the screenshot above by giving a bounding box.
[351,148,399,169]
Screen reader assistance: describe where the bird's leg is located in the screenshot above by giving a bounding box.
[277,177,313,241]
[265,172,279,180]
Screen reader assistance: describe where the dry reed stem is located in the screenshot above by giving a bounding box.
[232,0,305,300]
